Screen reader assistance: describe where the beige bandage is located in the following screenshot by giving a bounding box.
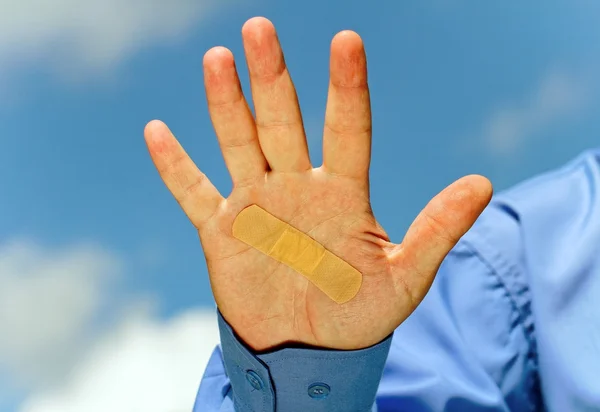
[232,205,362,304]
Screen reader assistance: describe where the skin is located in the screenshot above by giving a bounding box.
[144,17,493,352]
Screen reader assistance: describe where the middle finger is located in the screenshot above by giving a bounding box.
[242,17,311,173]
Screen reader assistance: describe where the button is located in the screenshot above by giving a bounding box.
[308,382,330,399]
[245,370,263,390]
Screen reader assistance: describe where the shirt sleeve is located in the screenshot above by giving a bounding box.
[492,149,600,411]
[195,310,392,412]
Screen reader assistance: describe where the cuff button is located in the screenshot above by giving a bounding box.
[245,370,263,390]
[308,382,330,399]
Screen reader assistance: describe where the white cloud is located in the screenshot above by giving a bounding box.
[19,307,219,412]
[0,0,227,79]
[0,240,121,390]
[0,240,220,412]
[482,70,590,154]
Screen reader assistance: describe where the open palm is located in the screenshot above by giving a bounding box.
[144,17,492,351]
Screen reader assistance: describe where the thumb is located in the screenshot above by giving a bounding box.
[390,174,493,302]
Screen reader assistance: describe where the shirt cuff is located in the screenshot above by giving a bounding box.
[217,310,392,412]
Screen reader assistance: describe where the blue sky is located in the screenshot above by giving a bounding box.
[1,1,600,410]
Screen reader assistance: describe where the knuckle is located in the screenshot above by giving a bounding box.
[422,213,458,245]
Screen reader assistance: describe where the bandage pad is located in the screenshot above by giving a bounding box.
[232,205,362,304]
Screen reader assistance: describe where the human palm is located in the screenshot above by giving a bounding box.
[144,17,492,351]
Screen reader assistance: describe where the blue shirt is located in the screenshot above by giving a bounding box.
[194,149,600,411]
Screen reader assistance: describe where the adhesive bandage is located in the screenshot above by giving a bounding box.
[232,205,362,304]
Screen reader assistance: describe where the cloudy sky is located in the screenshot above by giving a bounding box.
[1,1,599,411]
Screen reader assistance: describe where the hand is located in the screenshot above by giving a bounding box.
[144,17,492,351]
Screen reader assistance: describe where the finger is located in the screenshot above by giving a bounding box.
[144,120,224,228]
[322,31,371,184]
[204,47,268,186]
[391,175,493,301]
[241,17,311,172]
